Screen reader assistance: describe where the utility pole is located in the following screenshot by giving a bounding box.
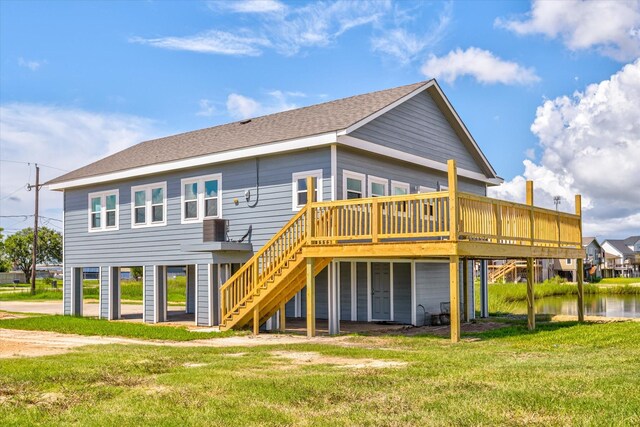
[27,164,40,295]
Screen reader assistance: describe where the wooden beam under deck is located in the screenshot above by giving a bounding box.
[303,240,583,260]
[456,241,584,260]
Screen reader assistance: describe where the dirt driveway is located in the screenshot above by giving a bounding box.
[0,328,346,358]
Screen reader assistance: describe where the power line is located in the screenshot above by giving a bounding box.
[0,215,62,222]
[0,159,69,172]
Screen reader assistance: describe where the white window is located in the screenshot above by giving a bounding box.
[391,181,410,196]
[343,170,365,200]
[368,176,388,198]
[566,259,573,265]
[131,182,167,228]
[88,190,119,232]
[418,186,437,193]
[181,174,222,223]
[292,170,323,211]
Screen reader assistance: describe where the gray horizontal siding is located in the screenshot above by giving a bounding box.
[393,263,411,324]
[100,267,109,318]
[356,262,368,321]
[339,262,351,320]
[350,91,483,173]
[337,147,485,200]
[64,148,331,268]
[196,264,209,326]
[144,265,154,322]
[415,262,449,319]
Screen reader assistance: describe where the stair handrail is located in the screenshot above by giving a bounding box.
[220,207,308,320]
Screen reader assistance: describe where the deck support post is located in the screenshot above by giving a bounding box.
[449,255,460,343]
[253,305,260,336]
[279,301,286,332]
[328,262,340,335]
[526,181,534,245]
[306,257,316,338]
[306,176,315,244]
[575,194,584,322]
[462,258,469,322]
[480,260,489,318]
[526,257,535,330]
[447,159,458,241]
[577,258,585,322]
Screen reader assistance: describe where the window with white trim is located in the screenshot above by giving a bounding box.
[131,182,167,228]
[88,190,119,232]
[343,171,365,200]
[368,176,388,197]
[292,170,323,211]
[181,174,222,223]
[391,181,410,196]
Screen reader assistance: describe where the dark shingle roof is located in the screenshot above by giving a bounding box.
[623,235,640,246]
[47,81,431,185]
[604,240,634,255]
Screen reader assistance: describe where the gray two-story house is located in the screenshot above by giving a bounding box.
[48,80,506,333]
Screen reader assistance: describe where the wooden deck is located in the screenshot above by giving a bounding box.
[219,160,585,342]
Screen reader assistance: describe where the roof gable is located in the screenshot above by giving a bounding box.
[47,79,498,189]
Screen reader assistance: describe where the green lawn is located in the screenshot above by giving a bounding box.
[0,315,238,341]
[0,320,639,425]
[0,277,188,303]
[600,277,640,285]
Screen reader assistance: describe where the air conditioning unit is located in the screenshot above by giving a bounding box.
[203,218,228,242]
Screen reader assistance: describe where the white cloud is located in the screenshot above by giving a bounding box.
[226,91,299,120]
[0,104,159,234]
[132,0,390,57]
[489,59,640,238]
[421,47,540,85]
[209,0,286,14]
[130,31,271,56]
[196,99,217,117]
[371,2,451,64]
[496,0,640,61]
[18,57,45,71]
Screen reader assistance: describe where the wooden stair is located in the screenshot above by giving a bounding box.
[489,260,526,283]
[219,201,332,331]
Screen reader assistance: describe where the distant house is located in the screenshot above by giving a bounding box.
[583,237,605,279]
[602,236,640,278]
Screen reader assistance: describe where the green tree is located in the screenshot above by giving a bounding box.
[0,227,11,272]
[130,266,143,281]
[4,227,62,280]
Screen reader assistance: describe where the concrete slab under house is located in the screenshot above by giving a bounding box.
[47,80,585,342]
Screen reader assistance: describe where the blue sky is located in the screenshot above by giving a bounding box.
[1,0,639,238]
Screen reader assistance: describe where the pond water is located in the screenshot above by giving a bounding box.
[534,294,640,318]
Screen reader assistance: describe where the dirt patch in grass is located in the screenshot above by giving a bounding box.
[270,350,407,369]
[0,312,25,320]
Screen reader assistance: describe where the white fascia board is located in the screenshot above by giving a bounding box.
[48,131,338,191]
[337,135,502,185]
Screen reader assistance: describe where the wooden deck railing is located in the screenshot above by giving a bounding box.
[308,191,581,248]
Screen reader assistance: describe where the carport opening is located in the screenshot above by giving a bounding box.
[119,266,144,322]
[81,267,100,317]
[166,266,195,323]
